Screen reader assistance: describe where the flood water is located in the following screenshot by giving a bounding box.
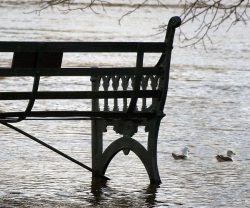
[0,1,250,207]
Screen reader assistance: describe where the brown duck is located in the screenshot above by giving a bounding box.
[172,147,189,160]
[216,150,236,162]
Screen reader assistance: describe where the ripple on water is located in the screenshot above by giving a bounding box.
[1,1,250,208]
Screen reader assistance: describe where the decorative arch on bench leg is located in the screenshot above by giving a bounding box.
[92,119,162,184]
[101,136,161,184]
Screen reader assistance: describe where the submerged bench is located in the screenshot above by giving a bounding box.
[0,16,181,184]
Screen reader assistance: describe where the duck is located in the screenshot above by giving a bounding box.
[216,150,236,162]
[172,147,189,160]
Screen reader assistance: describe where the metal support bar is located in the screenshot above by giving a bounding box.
[0,121,110,181]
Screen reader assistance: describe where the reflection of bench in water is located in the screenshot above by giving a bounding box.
[0,16,181,184]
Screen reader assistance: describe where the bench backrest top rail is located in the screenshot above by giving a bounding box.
[0,42,167,53]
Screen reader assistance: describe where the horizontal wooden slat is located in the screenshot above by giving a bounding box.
[0,111,155,119]
[0,67,163,77]
[0,90,160,100]
[0,42,166,53]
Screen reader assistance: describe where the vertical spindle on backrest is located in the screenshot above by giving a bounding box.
[121,75,129,111]
[141,75,150,111]
[150,75,160,110]
[102,76,110,112]
[112,76,120,111]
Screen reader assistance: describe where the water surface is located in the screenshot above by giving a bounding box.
[0,1,249,207]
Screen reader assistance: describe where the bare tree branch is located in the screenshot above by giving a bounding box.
[37,0,250,47]
[118,0,149,24]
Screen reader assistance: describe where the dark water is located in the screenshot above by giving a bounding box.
[0,1,250,207]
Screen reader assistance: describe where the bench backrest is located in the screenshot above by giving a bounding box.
[0,16,181,122]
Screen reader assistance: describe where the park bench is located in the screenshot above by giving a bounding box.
[0,16,181,184]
